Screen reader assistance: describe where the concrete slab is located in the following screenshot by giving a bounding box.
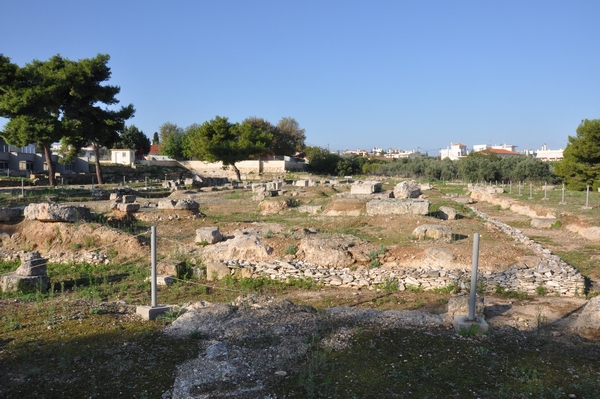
[453,315,489,334]
[136,305,173,320]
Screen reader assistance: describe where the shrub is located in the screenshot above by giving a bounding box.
[284,245,298,255]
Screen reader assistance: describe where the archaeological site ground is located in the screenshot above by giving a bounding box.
[1,170,600,398]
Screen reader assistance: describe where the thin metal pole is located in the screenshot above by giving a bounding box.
[543,182,548,200]
[468,233,480,321]
[21,179,24,197]
[560,183,565,204]
[529,182,533,200]
[151,226,157,307]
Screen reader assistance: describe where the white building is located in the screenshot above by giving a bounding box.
[440,142,468,160]
[110,149,136,165]
[535,144,563,161]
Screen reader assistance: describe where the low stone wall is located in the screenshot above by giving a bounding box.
[208,207,584,297]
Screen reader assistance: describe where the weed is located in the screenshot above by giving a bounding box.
[458,323,482,337]
[495,285,530,300]
[264,229,274,238]
[405,284,423,293]
[536,285,548,296]
[90,307,108,315]
[284,245,298,255]
[156,309,183,322]
[369,259,382,268]
[377,278,399,293]
[432,282,460,294]
[550,220,562,229]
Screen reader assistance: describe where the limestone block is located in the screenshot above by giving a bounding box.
[366,199,430,216]
[109,193,121,201]
[195,227,223,244]
[15,251,47,276]
[0,273,49,293]
[158,199,200,211]
[412,224,452,240]
[206,261,231,281]
[157,260,188,276]
[445,296,485,319]
[200,235,273,262]
[116,203,140,213]
[438,206,457,220]
[252,183,266,192]
[350,181,382,195]
[266,181,283,190]
[573,296,600,340]
[24,203,92,222]
[531,217,557,229]
[259,200,289,215]
[294,180,309,187]
[393,180,421,199]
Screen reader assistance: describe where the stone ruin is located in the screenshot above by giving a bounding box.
[24,203,92,222]
[0,251,49,293]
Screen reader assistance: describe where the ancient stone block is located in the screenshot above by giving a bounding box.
[195,227,223,244]
[366,199,430,216]
[412,224,452,240]
[24,203,92,222]
[393,180,421,199]
[206,261,231,281]
[439,206,457,220]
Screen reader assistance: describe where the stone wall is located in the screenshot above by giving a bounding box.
[206,206,584,297]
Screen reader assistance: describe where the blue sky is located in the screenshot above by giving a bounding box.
[1,0,599,155]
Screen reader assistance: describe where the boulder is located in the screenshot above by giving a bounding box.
[200,235,273,262]
[259,200,289,215]
[438,206,457,220]
[297,237,354,268]
[366,199,430,216]
[195,227,223,244]
[115,203,140,213]
[206,261,231,281]
[445,296,485,321]
[393,180,421,199]
[531,217,557,229]
[412,224,452,241]
[158,199,200,211]
[350,181,382,195]
[24,203,91,222]
[573,296,600,340]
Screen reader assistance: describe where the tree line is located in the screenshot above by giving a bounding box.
[154,116,306,180]
[305,147,557,183]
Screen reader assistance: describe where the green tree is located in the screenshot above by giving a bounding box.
[183,116,272,181]
[152,132,159,145]
[117,125,150,155]
[0,55,76,186]
[274,117,306,156]
[304,146,340,175]
[62,54,134,184]
[555,119,600,190]
[159,122,185,159]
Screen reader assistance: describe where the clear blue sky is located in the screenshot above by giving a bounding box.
[2,0,599,155]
